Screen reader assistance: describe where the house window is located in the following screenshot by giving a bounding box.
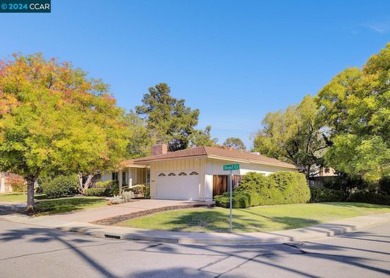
[189,171,199,175]
[112,172,119,182]
[168,173,176,176]
[178,172,187,176]
[122,171,127,185]
[158,173,166,177]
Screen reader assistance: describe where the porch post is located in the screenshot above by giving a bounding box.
[128,168,132,188]
[118,171,123,195]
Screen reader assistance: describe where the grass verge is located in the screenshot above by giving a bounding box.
[118,202,390,233]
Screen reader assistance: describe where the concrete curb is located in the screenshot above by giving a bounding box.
[2,212,390,246]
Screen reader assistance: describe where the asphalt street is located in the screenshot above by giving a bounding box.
[0,219,389,278]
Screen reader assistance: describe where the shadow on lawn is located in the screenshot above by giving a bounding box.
[1,196,106,216]
[34,197,106,215]
[161,208,321,232]
[239,208,320,230]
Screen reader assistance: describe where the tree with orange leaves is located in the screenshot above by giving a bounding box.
[0,54,130,212]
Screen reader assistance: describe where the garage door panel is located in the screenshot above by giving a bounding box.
[156,175,199,200]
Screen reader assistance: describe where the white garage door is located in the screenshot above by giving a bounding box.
[156,173,200,200]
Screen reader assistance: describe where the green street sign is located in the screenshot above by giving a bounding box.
[223,164,240,171]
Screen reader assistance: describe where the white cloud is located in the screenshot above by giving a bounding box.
[362,21,390,33]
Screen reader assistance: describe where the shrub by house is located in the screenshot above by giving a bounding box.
[214,172,310,208]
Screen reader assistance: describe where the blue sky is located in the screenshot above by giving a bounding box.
[1,0,389,148]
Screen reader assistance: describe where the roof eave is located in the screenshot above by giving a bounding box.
[134,154,207,165]
[207,155,297,169]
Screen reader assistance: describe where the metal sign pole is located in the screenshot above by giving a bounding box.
[223,164,239,233]
[229,170,233,232]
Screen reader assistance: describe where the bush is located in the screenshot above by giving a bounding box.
[144,185,150,199]
[84,180,119,197]
[379,176,390,195]
[109,183,119,196]
[84,188,111,197]
[95,180,114,188]
[125,184,151,199]
[269,172,310,204]
[310,186,344,202]
[40,175,78,198]
[348,191,390,206]
[321,175,372,200]
[309,174,390,204]
[108,195,124,205]
[214,172,310,208]
[122,191,134,202]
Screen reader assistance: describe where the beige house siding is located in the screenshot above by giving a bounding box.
[149,158,205,200]
[147,157,298,201]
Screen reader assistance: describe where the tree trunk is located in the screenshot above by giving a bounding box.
[82,174,94,194]
[306,165,311,179]
[78,173,84,193]
[25,175,37,213]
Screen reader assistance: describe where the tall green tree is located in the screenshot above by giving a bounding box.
[317,44,390,180]
[189,125,218,147]
[135,83,200,151]
[125,111,152,158]
[253,95,327,177]
[223,137,246,151]
[0,54,129,211]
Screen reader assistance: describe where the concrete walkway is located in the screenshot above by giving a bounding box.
[1,200,390,246]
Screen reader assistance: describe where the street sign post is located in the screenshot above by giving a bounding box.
[223,164,240,232]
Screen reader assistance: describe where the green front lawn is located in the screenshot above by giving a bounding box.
[0,193,28,203]
[0,193,108,215]
[35,196,107,215]
[118,202,390,233]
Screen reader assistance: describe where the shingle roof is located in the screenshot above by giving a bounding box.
[120,159,147,168]
[134,146,297,169]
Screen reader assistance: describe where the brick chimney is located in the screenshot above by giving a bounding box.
[152,144,168,156]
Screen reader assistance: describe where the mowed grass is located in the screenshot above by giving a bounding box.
[0,193,29,203]
[35,196,107,215]
[118,202,390,233]
[0,193,107,215]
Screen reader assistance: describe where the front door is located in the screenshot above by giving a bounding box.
[213,175,228,196]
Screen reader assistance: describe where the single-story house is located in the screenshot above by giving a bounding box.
[101,144,298,201]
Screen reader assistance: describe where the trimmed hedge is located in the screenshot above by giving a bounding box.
[214,172,310,208]
[309,175,390,205]
[40,175,78,198]
[310,186,344,203]
[348,191,390,205]
[379,176,390,195]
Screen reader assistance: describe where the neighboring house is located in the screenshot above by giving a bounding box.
[102,144,298,201]
[0,172,25,193]
[317,167,337,177]
[310,166,338,177]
